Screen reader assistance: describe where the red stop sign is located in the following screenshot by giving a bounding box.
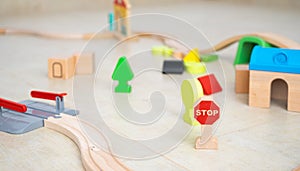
[194,100,220,125]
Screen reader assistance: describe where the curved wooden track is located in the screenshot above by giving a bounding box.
[0,28,122,40]
[199,32,300,54]
[45,114,130,171]
[1,28,300,54]
[45,114,190,171]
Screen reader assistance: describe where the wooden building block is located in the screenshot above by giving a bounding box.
[48,56,76,79]
[235,64,249,93]
[249,70,300,112]
[114,0,131,36]
[152,46,173,57]
[197,74,222,95]
[236,65,288,99]
[162,60,184,74]
[183,48,200,63]
[201,54,219,62]
[293,165,300,171]
[74,53,95,75]
[184,62,206,75]
[181,78,204,126]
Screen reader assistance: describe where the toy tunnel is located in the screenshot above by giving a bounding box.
[234,36,273,65]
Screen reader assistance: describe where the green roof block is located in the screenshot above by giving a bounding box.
[234,36,273,65]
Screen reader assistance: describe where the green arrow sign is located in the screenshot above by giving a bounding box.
[112,56,134,93]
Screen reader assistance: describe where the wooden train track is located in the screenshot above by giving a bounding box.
[45,113,192,171]
[2,29,300,170]
[200,32,300,54]
[45,114,130,171]
[1,28,300,53]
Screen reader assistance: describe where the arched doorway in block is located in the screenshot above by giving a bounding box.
[271,78,288,109]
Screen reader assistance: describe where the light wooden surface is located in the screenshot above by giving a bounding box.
[1,2,300,171]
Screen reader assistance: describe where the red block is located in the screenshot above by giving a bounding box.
[197,74,222,95]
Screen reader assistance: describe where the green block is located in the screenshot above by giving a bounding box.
[234,36,273,65]
[112,56,134,93]
[201,54,219,62]
[164,48,174,57]
[184,62,206,75]
[152,46,173,57]
[152,46,164,56]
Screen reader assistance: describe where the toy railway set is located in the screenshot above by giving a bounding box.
[1,0,300,170]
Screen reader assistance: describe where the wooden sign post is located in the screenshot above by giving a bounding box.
[194,100,220,149]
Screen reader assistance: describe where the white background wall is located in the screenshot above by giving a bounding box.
[1,0,300,16]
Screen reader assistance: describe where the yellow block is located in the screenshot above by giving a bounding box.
[183,48,200,63]
[181,79,204,126]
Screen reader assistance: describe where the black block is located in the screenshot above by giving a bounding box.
[162,60,184,74]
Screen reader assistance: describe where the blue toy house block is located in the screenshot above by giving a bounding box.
[249,46,300,74]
